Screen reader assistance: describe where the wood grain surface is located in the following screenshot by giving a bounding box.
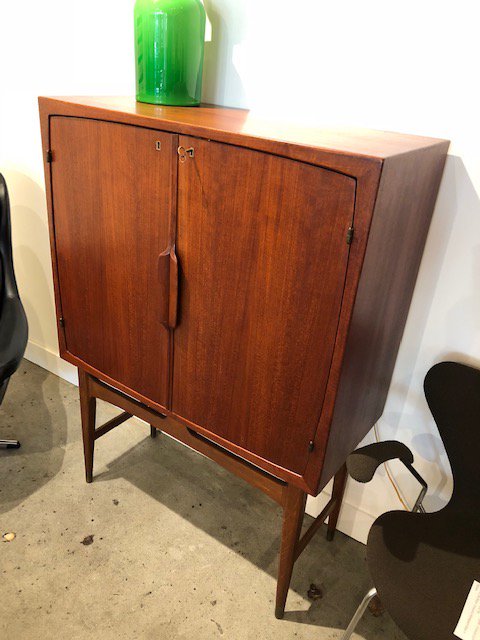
[315,142,450,490]
[39,97,449,495]
[50,117,177,408]
[40,96,446,160]
[172,135,356,473]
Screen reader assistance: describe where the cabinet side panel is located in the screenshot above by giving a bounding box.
[318,141,449,490]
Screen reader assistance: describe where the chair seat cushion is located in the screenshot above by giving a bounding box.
[368,507,480,640]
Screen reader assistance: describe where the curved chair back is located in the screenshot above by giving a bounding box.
[424,361,480,510]
[0,174,20,301]
[0,173,28,401]
[344,360,480,640]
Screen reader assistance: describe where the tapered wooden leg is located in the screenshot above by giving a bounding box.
[275,484,307,619]
[326,464,348,541]
[78,369,96,484]
[151,412,168,438]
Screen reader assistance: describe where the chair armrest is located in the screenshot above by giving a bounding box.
[346,441,414,483]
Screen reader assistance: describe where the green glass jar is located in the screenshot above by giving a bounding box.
[134,0,206,106]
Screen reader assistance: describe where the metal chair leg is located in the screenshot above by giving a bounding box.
[0,439,21,449]
[342,587,378,640]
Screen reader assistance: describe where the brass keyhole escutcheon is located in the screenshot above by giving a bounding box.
[177,146,195,163]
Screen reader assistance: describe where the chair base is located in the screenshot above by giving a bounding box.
[0,439,21,449]
[342,587,378,640]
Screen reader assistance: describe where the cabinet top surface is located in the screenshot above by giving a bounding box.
[39,96,449,161]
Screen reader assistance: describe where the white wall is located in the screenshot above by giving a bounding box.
[1,0,479,543]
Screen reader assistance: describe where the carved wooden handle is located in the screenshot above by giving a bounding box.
[158,245,179,329]
[168,246,178,329]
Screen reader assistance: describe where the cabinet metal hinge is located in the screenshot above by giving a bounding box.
[59,317,65,328]
[346,226,354,245]
[46,149,53,163]
[308,440,315,452]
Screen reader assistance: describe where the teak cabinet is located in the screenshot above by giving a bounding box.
[39,96,449,617]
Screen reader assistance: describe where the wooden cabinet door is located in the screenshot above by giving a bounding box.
[173,136,356,474]
[50,117,176,408]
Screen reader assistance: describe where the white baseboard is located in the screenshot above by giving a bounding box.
[306,492,373,545]
[25,340,78,386]
[24,341,372,544]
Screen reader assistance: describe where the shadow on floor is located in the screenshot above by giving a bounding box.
[0,360,67,514]
[0,360,404,637]
[92,415,402,636]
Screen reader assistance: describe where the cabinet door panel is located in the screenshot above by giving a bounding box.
[173,137,356,473]
[51,117,176,407]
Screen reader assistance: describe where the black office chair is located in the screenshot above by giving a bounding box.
[0,173,28,449]
[342,361,480,640]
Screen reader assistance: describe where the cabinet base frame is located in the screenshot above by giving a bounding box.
[78,368,348,618]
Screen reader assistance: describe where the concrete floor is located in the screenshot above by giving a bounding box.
[0,360,407,640]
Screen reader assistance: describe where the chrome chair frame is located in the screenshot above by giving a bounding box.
[341,459,428,640]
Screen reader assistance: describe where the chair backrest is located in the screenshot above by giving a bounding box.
[424,361,480,509]
[0,234,3,311]
[0,174,28,400]
[0,173,20,302]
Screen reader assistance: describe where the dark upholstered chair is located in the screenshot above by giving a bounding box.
[342,361,480,640]
[0,173,28,448]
